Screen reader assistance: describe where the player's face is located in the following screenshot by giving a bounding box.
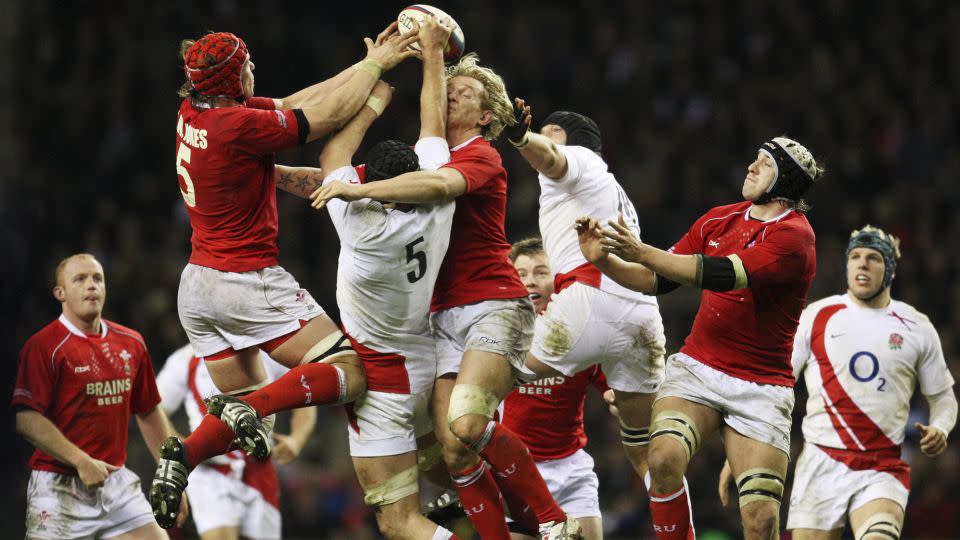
[241,58,255,99]
[540,124,567,146]
[846,247,887,299]
[514,253,553,313]
[743,152,777,202]
[56,257,106,321]
[447,76,490,131]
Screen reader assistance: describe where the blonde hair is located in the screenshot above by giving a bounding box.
[55,253,100,286]
[446,53,516,140]
[849,225,901,259]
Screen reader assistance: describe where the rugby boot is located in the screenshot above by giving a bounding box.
[205,394,271,459]
[149,436,189,529]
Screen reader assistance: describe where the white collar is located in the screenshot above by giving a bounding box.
[59,314,107,338]
[745,205,793,224]
[450,136,481,151]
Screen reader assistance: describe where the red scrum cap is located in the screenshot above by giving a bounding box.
[183,32,248,100]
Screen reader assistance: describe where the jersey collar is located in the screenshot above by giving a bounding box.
[745,205,793,223]
[450,135,481,151]
[58,314,107,338]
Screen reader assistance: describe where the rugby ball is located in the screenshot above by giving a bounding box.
[397,5,465,62]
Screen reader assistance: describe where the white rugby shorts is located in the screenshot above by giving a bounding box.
[185,464,281,539]
[537,449,601,519]
[657,352,794,454]
[347,388,434,457]
[178,263,324,358]
[530,282,665,394]
[432,298,535,379]
[25,467,154,540]
[787,443,909,531]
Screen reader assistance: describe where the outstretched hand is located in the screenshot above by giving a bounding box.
[310,181,364,210]
[364,21,420,71]
[417,14,453,54]
[505,97,533,145]
[576,216,608,264]
[601,215,646,263]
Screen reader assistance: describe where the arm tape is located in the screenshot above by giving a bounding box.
[653,273,682,295]
[696,254,749,291]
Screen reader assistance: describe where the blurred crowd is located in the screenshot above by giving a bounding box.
[3,0,959,538]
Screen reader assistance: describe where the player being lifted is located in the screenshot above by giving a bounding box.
[14,254,186,539]
[157,345,317,540]
[505,102,667,483]
[316,15,460,540]
[718,225,956,540]
[578,137,823,539]
[312,53,580,540]
[151,26,418,528]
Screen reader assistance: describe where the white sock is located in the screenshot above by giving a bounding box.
[431,526,455,540]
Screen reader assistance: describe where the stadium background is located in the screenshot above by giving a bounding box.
[2,1,958,538]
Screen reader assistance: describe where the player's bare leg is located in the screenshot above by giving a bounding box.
[353,451,456,540]
[722,427,789,540]
[847,498,904,540]
[646,397,721,539]
[789,528,842,540]
[612,390,656,477]
[196,527,241,540]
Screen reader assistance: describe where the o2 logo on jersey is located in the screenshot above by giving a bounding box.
[848,351,886,391]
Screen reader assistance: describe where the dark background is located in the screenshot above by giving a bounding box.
[2,1,958,538]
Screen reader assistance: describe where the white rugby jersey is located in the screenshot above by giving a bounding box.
[792,294,954,450]
[325,138,454,389]
[538,144,656,304]
[157,345,288,465]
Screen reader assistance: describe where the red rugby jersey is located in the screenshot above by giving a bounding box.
[175,97,305,272]
[671,201,816,386]
[13,315,161,474]
[431,137,527,311]
[501,366,609,461]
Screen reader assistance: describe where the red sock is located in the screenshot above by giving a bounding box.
[450,460,510,540]
[241,362,344,417]
[499,486,539,534]
[648,481,695,539]
[475,422,566,525]
[182,414,236,467]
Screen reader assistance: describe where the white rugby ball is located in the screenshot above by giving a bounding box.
[397,4,465,62]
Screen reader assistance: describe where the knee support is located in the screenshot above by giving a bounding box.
[649,411,701,462]
[446,384,501,425]
[302,330,354,364]
[362,465,419,507]
[735,468,784,508]
[854,513,901,540]
[619,419,650,447]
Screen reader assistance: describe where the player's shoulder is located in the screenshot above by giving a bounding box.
[164,344,196,367]
[451,137,502,163]
[888,299,934,328]
[704,201,752,220]
[104,320,148,349]
[23,319,73,352]
[774,210,815,239]
[803,294,847,317]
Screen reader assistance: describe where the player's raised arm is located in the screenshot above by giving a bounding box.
[505,98,569,179]
[319,80,394,173]
[299,23,417,143]
[576,216,657,293]
[417,16,451,139]
[273,23,408,110]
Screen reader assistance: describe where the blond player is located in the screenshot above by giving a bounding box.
[157,345,316,540]
[720,225,957,539]
[311,52,579,539]
[505,102,666,484]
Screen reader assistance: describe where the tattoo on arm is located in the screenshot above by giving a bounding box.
[277,168,324,199]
